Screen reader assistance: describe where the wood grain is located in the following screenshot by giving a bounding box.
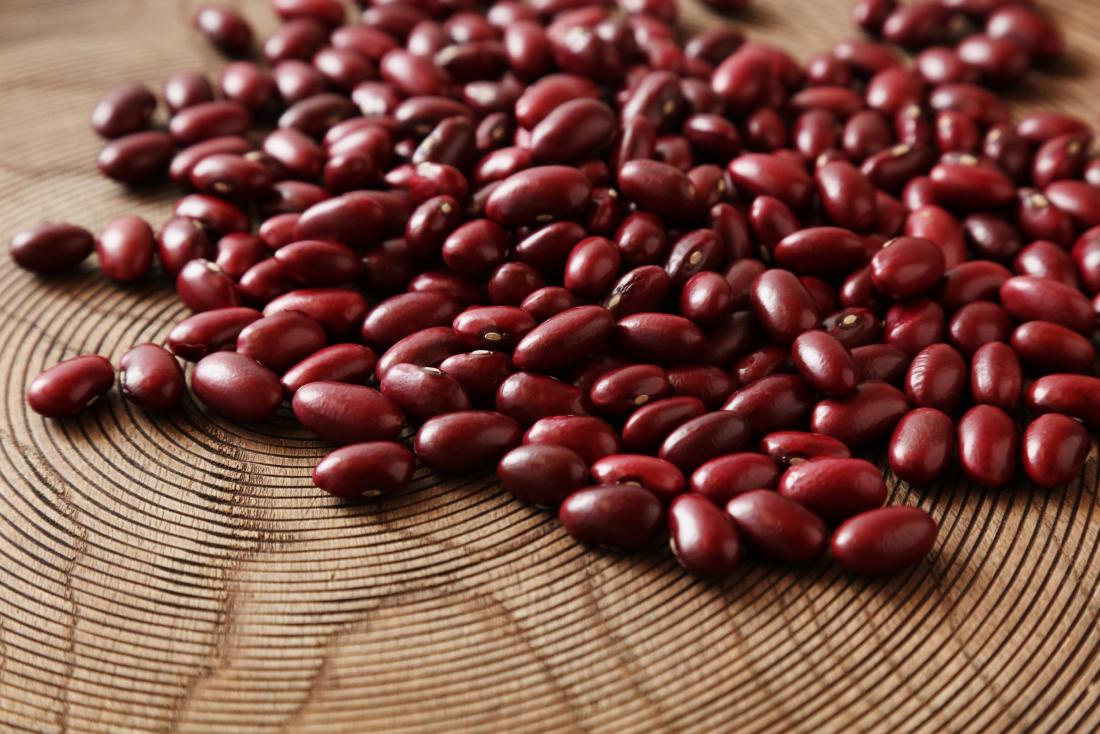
[1,1,1099,732]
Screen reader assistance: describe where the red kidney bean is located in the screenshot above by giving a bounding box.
[862,144,936,193]
[376,326,466,381]
[884,299,945,355]
[264,17,327,63]
[379,363,471,422]
[679,272,732,325]
[170,136,254,185]
[91,83,156,139]
[263,129,325,180]
[451,305,533,350]
[173,195,249,237]
[778,457,887,523]
[498,444,589,507]
[271,240,360,287]
[822,308,881,350]
[176,259,239,312]
[1045,180,1100,230]
[294,194,385,250]
[97,131,175,183]
[812,380,909,448]
[191,352,282,422]
[495,371,587,425]
[613,313,705,366]
[730,347,789,387]
[562,236,620,299]
[962,213,1021,262]
[589,365,668,416]
[485,166,592,228]
[1028,374,1100,427]
[194,4,253,55]
[790,330,858,397]
[711,50,770,111]
[529,98,615,164]
[1014,241,1079,288]
[418,411,523,475]
[281,344,376,395]
[746,109,790,153]
[617,160,701,223]
[852,343,910,384]
[292,381,403,445]
[929,160,1016,210]
[360,293,461,351]
[870,235,945,300]
[1022,414,1090,488]
[793,109,838,162]
[750,269,819,345]
[219,61,275,111]
[272,60,326,104]
[621,396,706,454]
[1000,276,1095,336]
[1073,228,1100,295]
[905,205,966,270]
[524,415,620,465]
[727,153,813,211]
[668,494,742,577]
[957,33,1030,86]
[814,161,877,232]
[916,47,977,85]
[511,305,613,372]
[558,484,663,551]
[939,260,1013,311]
[663,229,722,289]
[1017,112,1092,145]
[26,355,114,418]
[724,259,767,311]
[969,341,1022,412]
[263,287,368,336]
[312,441,414,498]
[215,233,264,279]
[957,404,1018,487]
[773,228,865,278]
[690,452,779,505]
[987,5,1063,60]
[984,123,1031,182]
[518,286,577,322]
[190,152,273,199]
[238,258,294,303]
[167,307,261,362]
[948,301,1013,356]
[664,365,733,408]
[437,350,512,406]
[831,506,937,575]
[888,407,954,484]
[118,344,184,411]
[169,101,250,145]
[278,93,358,139]
[236,310,327,374]
[844,110,893,163]
[1011,321,1096,375]
[759,431,851,468]
[658,411,751,472]
[9,223,93,275]
[726,490,828,563]
[904,343,966,414]
[590,454,684,503]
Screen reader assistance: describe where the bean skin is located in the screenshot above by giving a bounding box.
[292,382,404,445]
[312,442,415,498]
[27,356,114,418]
[889,408,954,484]
[1022,414,1091,488]
[11,223,95,274]
[119,344,185,411]
[904,343,966,414]
[669,494,743,577]
[970,342,1022,411]
[498,445,589,507]
[512,306,614,372]
[1026,374,1100,428]
[812,381,910,448]
[725,490,827,563]
[191,352,282,423]
[690,453,780,505]
[831,506,938,575]
[590,455,685,503]
[957,405,1018,487]
[791,330,859,397]
[380,363,471,422]
[759,431,851,467]
[778,457,888,523]
[523,415,620,465]
[416,410,522,475]
[281,344,376,395]
[559,485,664,551]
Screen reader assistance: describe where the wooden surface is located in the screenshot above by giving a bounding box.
[1,1,1100,732]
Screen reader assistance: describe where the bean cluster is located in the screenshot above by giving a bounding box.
[12,0,1098,579]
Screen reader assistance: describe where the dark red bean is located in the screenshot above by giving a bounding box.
[438,350,513,405]
[750,269,819,345]
[759,431,851,467]
[91,84,156,138]
[578,444,686,501]
[170,136,253,185]
[617,160,700,222]
[884,299,945,355]
[264,288,368,335]
[939,260,1013,311]
[852,343,910,384]
[294,194,385,250]
[418,411,523,472]
[191,352,282,422]
[614,313,705,365]
[272,60,327,104]
[559,484,664,551]
[690,453,779,505]
[264,17,328,63]
[668,494,742,577]
[485,166,593,228]
[376,327,466,381]
[823,308,881,350]
[969,341,1022,412]
[727,153,813,211]
[219,61,276,111]
[176,259,239,312]
[194,4,253,55]
[1011,321,1096,375]
[791,330,859,397]
[831,506,937,575]
[604,266,671,320]
[1027,374,1100,427]
[888,407,954,484]
[169,101,250,145]
[166,307,260,362]
[237,311,327,374]
[1014,240,1079,288]
[665,365,734,408]
[773,228,865,278]
[97,131,175,183]
[238,259,294,303]
[905,205,966,269]
[27,355,114,418]
[1045,180,1100,230]
[1022,414,1090,488]
[658,411,751,472]
[498,444,589,507]
[271,240,360,287]
[814,160,877,232]
[313,442,414,498]
[523,415,620,465]
[870,236,945,299]
[948,301,1013,356]
[904,343,966,413]
[725,490,828,563]
[621,396,706,453]
[812,380,909,448]
[491,261,544,307]
[379,363,471,421]
[1000,276,1095,336]
[10,223,94,275]
[292,382,403,445]
[495,371,587,426]
[589,365,668,416]
[215,233,264,279]
[563,236,621,299]
[281,344,376,395]
[118,344,184,411]
[778,457,886,523]
[173,194,249,236]
[957,404,1018,487]
[511,305,613,372]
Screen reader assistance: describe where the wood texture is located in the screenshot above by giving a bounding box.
[1,1,1099,732]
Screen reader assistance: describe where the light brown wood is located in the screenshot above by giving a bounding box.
[1,1,1099,732]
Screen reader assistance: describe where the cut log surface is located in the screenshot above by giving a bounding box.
[0,1,1099,732]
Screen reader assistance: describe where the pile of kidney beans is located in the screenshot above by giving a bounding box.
[12,0,1100,580]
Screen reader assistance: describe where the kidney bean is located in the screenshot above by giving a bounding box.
[862,144,936,193]
[1012,241,1077,289]
[262,288,367,336]
[262,129,325,180]
[190,152,273,199]
[759,431,851,468]
[281,344,376,396]
[677,272,731,326]
[26,355,114,418]
[559,236,619,299]
[948,301,1013,356]
[792,109,838,162]
[527,98,615,165]
[484,166,592,228]
[190,352,282,422]
[663,366,731,409]
[558,484,663,551]
[750,200,799,262]
[1000,276,1095,336]
[849,344,908,385]
[869,236,945,300]
[497,444,589,507]
[583,364,666,416]
[888,407,954,485]
[195,3,253,54]
[97,131,175,183]
[1011,321,1096,375]
[378,362,469,421]
[729,347,788,387]
[176,259,239,312]
[588,454,683,503]
[689,453,779,505]
[904,205,966,270]
[939,260,1013,311]
[1023,414,1090,488]
[812,380,909,448]
[292,381,403,445]
[616,160,700,222]
[237,259,293,303]
[772,228,865,279]
[1028,374,1100,427]
[312,441,414,498]
[1044,180,1100,230]
[515,286,575,322]
[432,349,507,402]
[218,61,275,112]
[812,161,876,232]
[417,412,524,476]
[91,83,156,139]
[271,60,326,104]
[987,4,1063,59]
[724,488,828,563]
[264,17,327,63]
[118,344,184,411]
[215,233,264,279]
[668,494,742,577]
[726,373,816,434]
[820,309,878,350]
[1072,228,1100,295]
[169,101,251,146]
[957,404,1018,487]
[832,506,937,575]
[524,415,620,465]
[966,342,1022,414]
[843,110,893,164]
[165,308,259,362]
[508,305,610,372]
[494,371,587,425]
[884,299,945,355]
[236,310,326,374]
[791,330,859,397]
[904,343,967,414]
[8,223,92,275]
[915,47,977,85]
[723,260,766,312]
[448,306,532,351]
[778,457,887,523]
[658,411,751,472]
[619,397,704,454]
[928,160,1015,210]
[749,269,819,345]
[270,240,360,288]
[291,194,384,250]
[613,313,705,366]
[173,196,249,239]
[727,153,814,211]
[170,136,253,185]
[375,327,466,382]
